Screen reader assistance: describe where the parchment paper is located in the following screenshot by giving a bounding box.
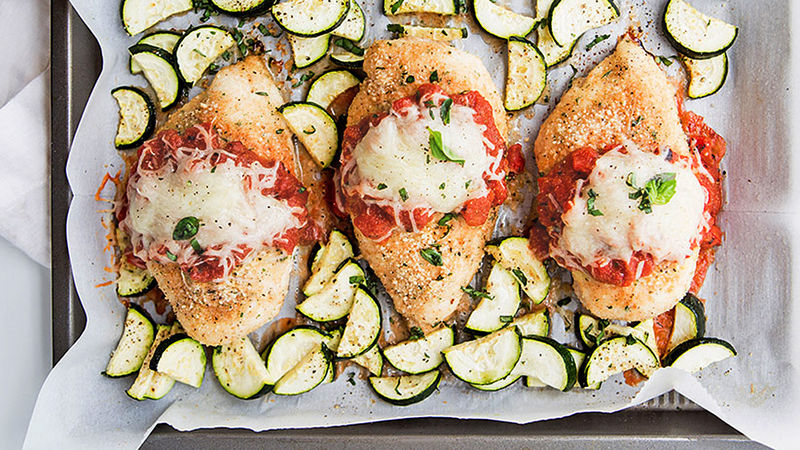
[25,0,800,448]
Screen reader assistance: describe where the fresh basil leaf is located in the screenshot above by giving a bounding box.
[440,98,453,125]
[408,326,425,340]
[333,38,364,56]
[173,217,200,240]
[511,268,527,286]
[461,285,492,299]
[427,128,464,164]
[399,187,409,201]
[190,238,204,254]
[585,34,610,50]
[437,213,456,227]
[586,189,604,216]
[390,0,405,13]
[165,250,177,261]
[377,183,388,190]
[429,70,439,83]
[419,247,443,266]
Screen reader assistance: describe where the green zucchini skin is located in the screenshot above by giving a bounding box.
[211,0,274,16]
[661,337,736,367]
[369,371,442,406]
[662,0,738,59]
[111,86,156,150]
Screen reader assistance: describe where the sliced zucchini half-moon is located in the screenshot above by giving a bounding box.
[486,237,550,304]
[307,70,361,111]
[330,52,365,68]
[568,347,601,389]
[511,309,549,337]
[548,0,619,47]
[504,37,547,111]
[387,24,467,41]
[465,263,521,334]
[272,0,350,37]
[126,324,177,401]
[111,87,156,151]
[383,0,457,15]
[211,0,272,16]
[121,0,192,36]
[304,230,355,296]
[469,371,521,391]
[337,288,383,358]
[296,260,363,321]
[682,53,728,99]
[264,326,332,385]
[514,336,577,391]
[580,335,659,387]
[576,314,603,348]
[212,337,271,399]
[129,44,183,111]
[369,371,441,406]
[663,0,737,59]
[272,344,332,395]
[279,101,339,169]
[289,34,330,69]
[383,326,454,374]
[473,0,536,40]
[149,333,207,388]
[667,293,707,351]
[538,23,575,67]
[104,304,156,377]
[131,31,182,74]
[351,343,384,376]
[331,0,366,42]
[662,337,735,373]
[442,327,521,385]
[174,26,236,85]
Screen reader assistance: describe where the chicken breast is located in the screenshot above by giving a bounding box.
[144,56,296,345]
[534,37,696,321]
[347,38,508,328]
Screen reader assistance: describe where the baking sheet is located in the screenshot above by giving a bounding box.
[26,0,799,448]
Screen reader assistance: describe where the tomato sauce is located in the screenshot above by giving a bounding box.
[118,123,315,283]
[337,84,511,241]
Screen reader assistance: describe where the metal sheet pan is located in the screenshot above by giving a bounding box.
[49,0,759,446]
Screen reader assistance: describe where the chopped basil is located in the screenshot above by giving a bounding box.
[292,71,315,88]
[499,315,514,323]
[333,38,365,56]
[631,115,643,127]
[437,213,456,227]
[408,326,425,340]
[399,187,409,201]
[257,24,270,36]
[349,275,366,285]
[390,0,405,14]
[386,23,404,34]
[429,70,439,83]
[419,246,443,266]
[465,180,471,189]
[255,91,269,96]
[585,34,610,50]
[405,75,415,84]
[461,285,492,299]
[511,268,527,286]
[626,172,677,214]
[173,217,200,240]
[221,50,231,61]
[298,186,307,193]
[193,48,207,58]
[377,183,388,190]
[276,129,284,134]
[625,334,638,345]
[557,297,572,306]
[165,250,177,261]
[440,98,453,125]
[427,128,464,164]
[586,189,604,216]
[210,166,217,173]
[190,238,204,254]
[656,56,674,66]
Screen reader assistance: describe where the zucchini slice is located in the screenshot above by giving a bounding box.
[116,257,156,296]
[212,337,271,399]
[442,327,521,385]
[131,31,182,74]
[129,44,182,111]
[331,0,366,42]
[568,347,600,389]
[126,324,176,400]
[514,336,576,391]
[337,288,383,358]
[121,0,192,36]
[524,376,547,387]
[473,0,536,40]
[279,102,339,168]
[304,230,355,296]
[272,0,350,37]
[504,37,547,111]
[272,343,332,395]
[383,0,457,15]
[105,305,156,377]
[297,261,364,321]
[663,0,737,59]
[351,343,384,376]
[580,335,659,387]
[307,70,361,111]
[538,23,575,67]
[369,371,441,406]
[111,87,156,151]
[682,53,728,99]
[211,0,272,16]
[576,314,604,348]
[548,0,619,47]
[330,52,364,68]
[469,371,521,391]
[387,24,467,41]
[662,338,736,373]
[465,263,521,334]
[534,0,554,23]
[149,333,207,388]
[264,326,331,385]
[322,329,343,383]
[174,26,236,85]
[383,326,454,374]
[486,237,550,304]
[667,293,706,352]
[511,309,549,337]
[289,34,330,69]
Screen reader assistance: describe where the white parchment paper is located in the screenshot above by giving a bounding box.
[26,0,800,448]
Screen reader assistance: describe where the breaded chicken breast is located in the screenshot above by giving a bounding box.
[139,56,297,345]
[534,37,698,321]
[345,38,508,328]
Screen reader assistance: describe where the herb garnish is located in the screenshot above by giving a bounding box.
[377,183,388,190]
[386,23,404,34]
[190,238,204,254]
[429,70,439,83]
[389,0,405,14]
[303,125,316,134]
[255,91,269,96]
[408,326,425,340]
[631,115,643,127]
[349,275,366,285]
[511,269,527,286]
[173,217,200,240]
[399,187,409,201]
[292,71,314,88]
[499,315,514,323]
[406,75,415,84]
[193,48,207,58]
[461,285,492,299]
[347,372,356,386]
[656,56,673,66]
[333,38,365,56]
[440,98,453,125]
[586,34,610,50]
[427,128,464,164]
[625,334,638,345]
[165,250,177,261]
[586,189,604,216]
[438,213,456,227]
[419,246,443,266]
[626,172,677,213]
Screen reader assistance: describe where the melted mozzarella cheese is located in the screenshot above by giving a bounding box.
[350,102,491,212]
[126,161,301,256]
[558,146,706,267]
